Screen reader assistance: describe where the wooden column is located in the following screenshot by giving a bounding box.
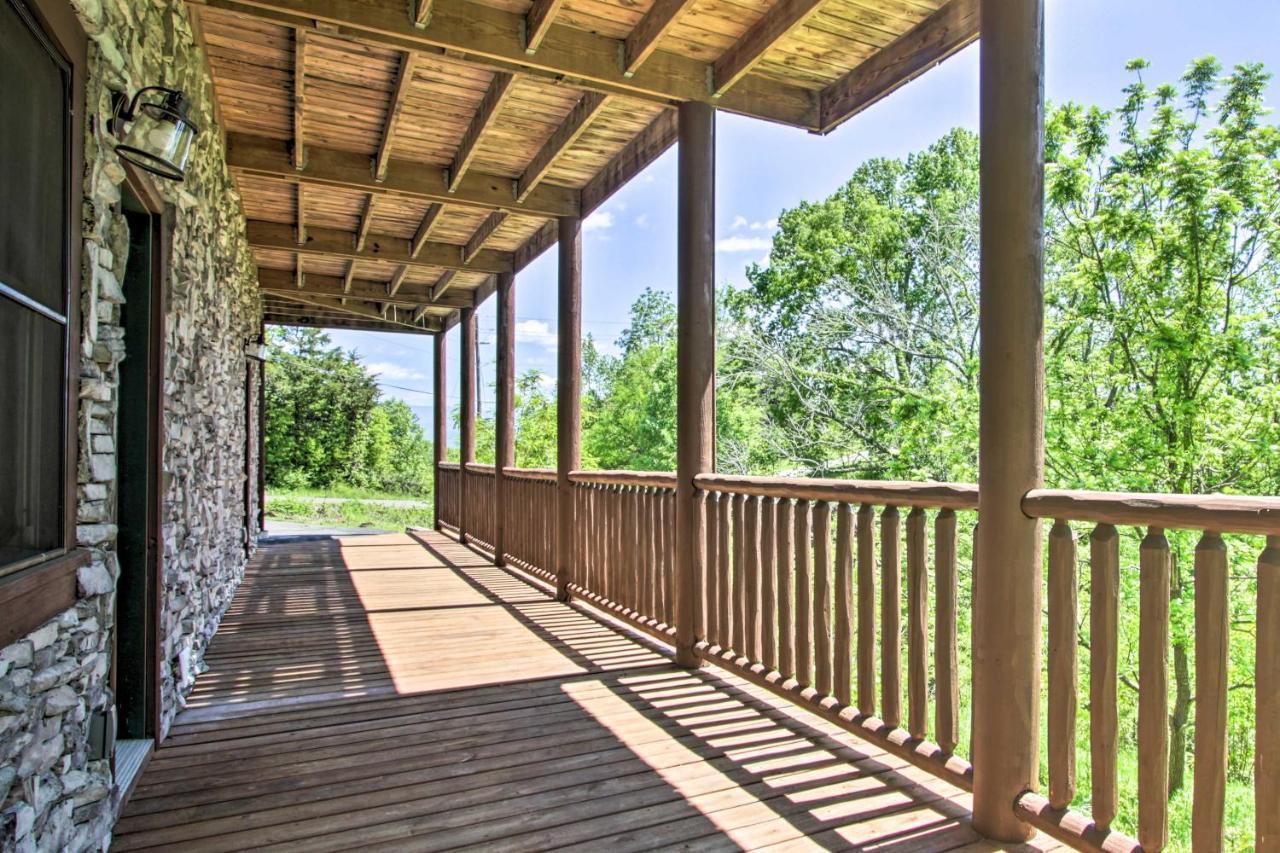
[432,332,447,532]
[494,272,516,566]
[555,216,582,602]
[971,0,1045,840]
[674,99,716,669]
[459,306,477,543]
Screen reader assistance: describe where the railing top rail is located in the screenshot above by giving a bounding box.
[505,467,557,481]
[569,470,678,489]
[695,473,979,510]
[1023,488,1280,536]
[464,462,496,474]
[438,462,460,470]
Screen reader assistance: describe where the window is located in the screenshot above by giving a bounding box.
[0,0,84,579]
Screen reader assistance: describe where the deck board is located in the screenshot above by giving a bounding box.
[112,531,1060,852]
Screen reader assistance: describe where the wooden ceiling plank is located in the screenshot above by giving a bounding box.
[524,0,567,55]
[195,0,818,129]
[410,204,446,257]
[250,220,513,274]
[515,92,609,202]
[449,72,516,192]
[228,133,580,218]
[818,0,979,133]
[622,0,698,77]
[293,28,306,169]
[463,211,507,264]
[374,51,420,182]
[712,0,827,97]
[260,268,473,307]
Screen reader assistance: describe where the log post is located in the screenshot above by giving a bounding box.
[675,99,715,668]
[555,216,582,602]
[433,331,447,532]
[459,306,477,544]
[495,272,515,566]
[971,0,1046,840]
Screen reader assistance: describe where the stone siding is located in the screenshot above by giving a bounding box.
[0,0,261,849]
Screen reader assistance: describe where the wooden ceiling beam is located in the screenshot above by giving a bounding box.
[195,0,818,128]
[227,133,580,218]
[449,72,515,192]
[295,183,306,244]
[818,0,979,133]
[431,269,458,301]
[523,0,566,55]
[622,0,697,77]
[271,290,440,332]
[387,265,411,296]
[463,212,507,264]
[711,0,826,97]
[342,261,357,292]
[374,51,420,182]
[412,0,432,27]
[410,204,446,257]
[248,220,513,274]
[260,268,473,307]
[516,92,608,202]
[355,194,378,252]
[264,310,438,335]
[292,29,306,168]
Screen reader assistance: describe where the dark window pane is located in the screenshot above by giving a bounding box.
[0,0,69,315]
[0,299,66,570]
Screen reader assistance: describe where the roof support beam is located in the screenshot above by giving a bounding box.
[432,269,458,301]
[464,212,507,264]
[355,194,378,252]
[264,311,437,335]
[711,0,825,96]
[248,220,514,274]
[818,0,979,133]
[412,0,432,27]
[293,29,306,168]
[410,204,446,257]
[228,133,580,218]
[342,261,356,293]
[260,267,473,307]
[387,265,411,296]
[195,0,818,128]
[516,92,608,202]
[271,290,440,332]
[622,0,697,76]
[449,72,515,192]
[374,51,420,181]
[523,0,566,55]
[295,183,306,243]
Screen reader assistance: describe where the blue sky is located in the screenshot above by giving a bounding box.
[325,0,1280,448]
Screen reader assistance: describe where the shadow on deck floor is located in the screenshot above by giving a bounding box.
[111,531,1061,852]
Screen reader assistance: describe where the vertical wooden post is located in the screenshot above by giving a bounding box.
[972,0,1045,840]
[556,216,581,602]
[674,98,716,669]
[459,306,477,544]
[432,332,447,532]
[494,272,516,566]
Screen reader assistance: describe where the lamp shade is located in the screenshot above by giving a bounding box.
[114,88,199,181]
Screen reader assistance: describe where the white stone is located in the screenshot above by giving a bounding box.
[76,523,117,547]
[0,642,34,667]
[28,622,59,652]
[77,563,113,597]
[13,803,35,839]
[44,686,79,716]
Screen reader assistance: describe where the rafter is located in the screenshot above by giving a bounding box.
[374,51,420,182]
[292,29,306,169]
[411,304,432,324]
[295,182,306,244]
[196,0,818,128]
[227,134,580,218]
[412,0,433,28]
[264,311,437,335]
[622,0,696,77]
[269,291,439,332]
[410,204,446,257]
[432,270,458,301]
[463,212,507,265]
[818,0,979,133]
[711,0,825,97]
[523,0,566,55]
[343,261,356,293]
[516,92,608,202]
[250,221,513,274]
[387,265,411,297]
[450,72,515,192]
[355,194,378,252]
[260,268,473,307]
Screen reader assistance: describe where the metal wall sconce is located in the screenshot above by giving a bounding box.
[110,87,200,182]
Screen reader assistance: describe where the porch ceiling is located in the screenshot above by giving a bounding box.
[189,0,978,335]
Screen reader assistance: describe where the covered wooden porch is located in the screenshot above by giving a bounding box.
[111,531,1059,851]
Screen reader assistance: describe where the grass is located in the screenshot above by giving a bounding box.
[269,484,429,503]
[266,491,435,531]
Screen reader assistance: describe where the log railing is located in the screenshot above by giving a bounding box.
[1017,489,1280,852]
[437,462,460,529]
[436,463,1280,850]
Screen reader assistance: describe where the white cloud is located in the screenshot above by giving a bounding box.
[751,218,778,231]
[731,215,748,230]
[716,235,773,253]
[366,362,427,382]
[515,319,558,348]
[583,210,614,232]
[634,213,650,229]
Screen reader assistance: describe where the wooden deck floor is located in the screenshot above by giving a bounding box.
[112,531,1061,852]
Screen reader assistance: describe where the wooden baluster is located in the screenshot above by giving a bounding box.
[934,508,957,752]
[704,490,718,645]
[663,491,675,625]
[777,499,794,680]
[795,501,812,687]
[629,486,640,612]
[1047,519,1077,809]
[813,501,833,696]
[610,485,621,602]
[745,495,761,661]
[1193,532,1228,849]
[1138,527,1170,852]
[1090,522,1119,828]
[881,506,902,728]
[834,502,854,706]
[857,503,876,717]
[695,489,708,640]
[717,491,731,649]
[907,506,929,740]
[732,493,746,655]
[1259,536,1280,849]
[761,498,777,671]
